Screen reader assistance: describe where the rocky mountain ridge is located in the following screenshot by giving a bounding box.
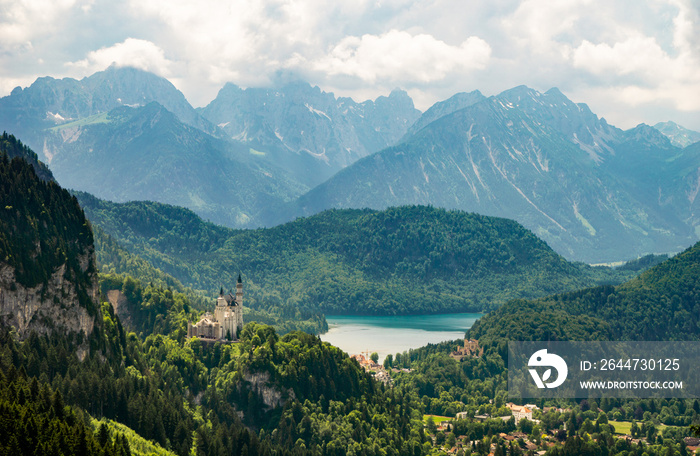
[280,86,699,262]
[654,121,700,148]
[3,67,700,261]
[42,101,306,228]
[199,81,421,186]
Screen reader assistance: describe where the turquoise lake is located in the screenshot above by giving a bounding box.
[319,313,482,363]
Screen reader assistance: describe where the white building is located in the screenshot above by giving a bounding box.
[507,403,533,421]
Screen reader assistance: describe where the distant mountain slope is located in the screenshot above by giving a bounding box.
[402,90,485,139]
[0,136,98,341]
[2,69,423,227]
[41,102,306,228]
[199,81,421,186]
[469,240,700,343]
[654,121,700,148]
[76,195,636,315]
[0,65,216,153]
[278,86,697,263]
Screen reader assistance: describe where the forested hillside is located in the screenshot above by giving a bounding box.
[76,194,638,316]
[469,241,700,345]
[1,137,697,456]
[0,135,93,290]
[0,136,99,341]
[0,312,432,455]
[0,142,431,455]
[375,246,700,455]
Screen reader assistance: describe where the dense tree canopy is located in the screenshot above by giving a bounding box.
[76,195,637,316]
[470,241,700,343]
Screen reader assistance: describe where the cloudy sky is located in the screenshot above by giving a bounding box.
[2,0,700,130]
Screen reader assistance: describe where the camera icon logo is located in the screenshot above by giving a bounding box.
[528,349,568,389]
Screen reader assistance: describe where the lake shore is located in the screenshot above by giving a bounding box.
[319,313,482,363]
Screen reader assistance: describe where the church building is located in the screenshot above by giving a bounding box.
[187,274,244,341]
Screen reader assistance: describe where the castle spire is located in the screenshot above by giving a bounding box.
[236,273,243,306]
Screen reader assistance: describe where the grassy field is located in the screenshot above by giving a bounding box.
[608,420,632,435]
[423,414,454,424]
[49,112,111,131]
[91,417,176,456]
[608,420,672,436]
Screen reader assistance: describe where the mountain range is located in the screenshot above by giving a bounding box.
[199,81,421,187]
[284,86,700,262]
[2,67,700,262]
[40,102,306,227]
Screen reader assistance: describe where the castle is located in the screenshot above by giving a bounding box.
[187,274,244,341]
[449,338,483,361]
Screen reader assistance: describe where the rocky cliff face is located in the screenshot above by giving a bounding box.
[106,289,130,327]
[0,250,98,358]
[0,136,101,355]
[244,371,294,409]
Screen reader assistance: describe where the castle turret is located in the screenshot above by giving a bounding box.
[236,273,243,306]
[235,274,244,332]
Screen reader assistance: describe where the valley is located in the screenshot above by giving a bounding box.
[2,69,700,456]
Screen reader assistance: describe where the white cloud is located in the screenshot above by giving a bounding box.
[0,0,83,50]
[670,0,700,60]
[566,1,700,118]
[66,39,174,77]
[125,0,332,78]
[572,36,672,80]
[313,30,491,84]
[501,0,591,58]
[115,0,492,105]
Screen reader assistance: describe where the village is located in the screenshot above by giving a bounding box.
[350,338,485,386]
[349,339,700,456]
[424,402,700,456]
[350,352,409,386]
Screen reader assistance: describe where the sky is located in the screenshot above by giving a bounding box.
[1,0,700,131]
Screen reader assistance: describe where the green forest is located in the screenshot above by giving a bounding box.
[469,240,700,345]
[93,225,328,336]
[76,193,639,319]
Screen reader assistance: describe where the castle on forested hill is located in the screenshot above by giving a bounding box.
[449,338,483,361]
[187,274,244,341]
